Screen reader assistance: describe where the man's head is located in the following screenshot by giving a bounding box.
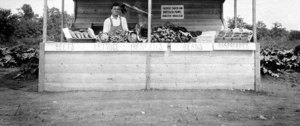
[111,2,121,17]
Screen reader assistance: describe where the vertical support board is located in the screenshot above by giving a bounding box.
[43,0,47,43]
[145,52,151,90]
[60,0,65,42]
[255,43,261,91]
[38,43,45,92]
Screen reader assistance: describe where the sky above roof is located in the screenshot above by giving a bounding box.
[1,0,299,30]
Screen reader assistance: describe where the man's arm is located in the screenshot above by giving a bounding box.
[103,18,110,33]
[122,17,129,31]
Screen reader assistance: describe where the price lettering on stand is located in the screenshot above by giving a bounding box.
[214,43,256,50]
[171,43,213,51]
[46,43,167,51]
[53,43,74,51]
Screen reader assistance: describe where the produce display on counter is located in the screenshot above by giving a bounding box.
[215,28,253,42]
[99,29,142,43]
[151,25,192,43]
[69,30,95,39]
[98,24,200,43]
[63,28,97,42]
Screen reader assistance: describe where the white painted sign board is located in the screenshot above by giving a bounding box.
[161,5,184,19]
[45,43,168,51]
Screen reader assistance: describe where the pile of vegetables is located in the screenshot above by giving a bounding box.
[0,45,38,80]
[99,23,197,43]
[69,30,95,39]
[217,28,253,38]
[151,25,193,43]
[261,47,300,77]
[99,29,140,43]
[216,28,253,42]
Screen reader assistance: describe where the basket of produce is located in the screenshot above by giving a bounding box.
[215,28,253,43]
[63,28,97,43]
[99,29,143,43]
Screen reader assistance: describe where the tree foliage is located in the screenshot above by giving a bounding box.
[289,30,300,41]
[0,9,19,44]
[227,16,250,29]
[256,21,270,39]
[19,4,35,20]
[0,4,74,47]
[47,7,74,41]
[227,17,291,41]
[270,22,288,38]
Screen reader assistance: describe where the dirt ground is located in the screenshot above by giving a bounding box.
[0,68,299,126]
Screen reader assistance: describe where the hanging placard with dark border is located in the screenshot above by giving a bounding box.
[161,5,184,19]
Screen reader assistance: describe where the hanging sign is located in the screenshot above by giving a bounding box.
[161,5,184,19]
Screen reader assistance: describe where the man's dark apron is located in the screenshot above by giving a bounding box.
[108,17,123,35]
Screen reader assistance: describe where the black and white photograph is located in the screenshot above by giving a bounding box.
[0,0,299,125]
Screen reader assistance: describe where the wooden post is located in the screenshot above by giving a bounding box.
[255,43,261,91]
[234,0,237,28]
[253,0,257,43]
[147,0,152,43]
[60,0,65,42]
[145,0,152,90]
[39,0,47,92]
[43,0,47,43]
[252,0,260,91]
[38,43,45,92]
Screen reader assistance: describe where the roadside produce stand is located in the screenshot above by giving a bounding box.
[39,0,260,92]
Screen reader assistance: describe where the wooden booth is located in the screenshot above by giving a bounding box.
[39,0,260,92]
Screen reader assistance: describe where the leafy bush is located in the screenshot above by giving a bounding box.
[289,30,300,41]
[261,47,300,77]
[0,45,38,80]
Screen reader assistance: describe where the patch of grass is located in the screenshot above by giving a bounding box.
[260,37,300,49]
[0,68,37,91]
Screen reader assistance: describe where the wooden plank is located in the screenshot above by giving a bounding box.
[38,43,45,92]
[255,43,261,91]
[150,64,254,73]
[150,73,254,83]
[150,82,254,90]
[45,51,147,64]
[153,8,221,15]
[45,73,146,83]
[151,19,222,25]
[72,23,92,29]
[76,13,220,21]
[45,64,146,73]
[214,43,256,50]
[150,51,254,64]
[75,0,222,5]
[44,82,146,91]
[153,14,221,19]
[145,0,152,90]
[76,0,223,3]
[45,43,168,51]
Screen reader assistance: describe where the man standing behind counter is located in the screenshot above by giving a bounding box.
[103,2,129,35]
